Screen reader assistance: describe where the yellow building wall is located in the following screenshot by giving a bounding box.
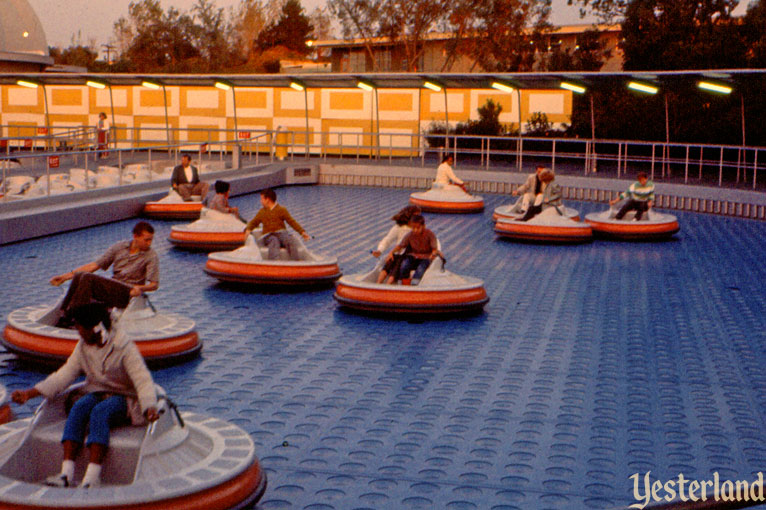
[0,83,572,153]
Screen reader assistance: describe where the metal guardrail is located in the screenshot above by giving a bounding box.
[1,125,764,200]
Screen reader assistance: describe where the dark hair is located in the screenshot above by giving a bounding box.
[99,112,107,118]
[133,221,154,236]
[637,171,648,180]
[71,302,112,331]
[181,154,191,161]
[442,154,453,163]
[260,188,276,202]
[539,168,555,183]
[215,180,230,194]
[409,214,425,225]
[391,205,422,225]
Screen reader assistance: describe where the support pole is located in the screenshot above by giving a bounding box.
[108,85,116,151]
[443,88,449,152]
[162,85,171,149]
[303,87,310,158]
[41,84,51,151]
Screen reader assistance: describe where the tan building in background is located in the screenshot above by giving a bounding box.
[314,24,623,73]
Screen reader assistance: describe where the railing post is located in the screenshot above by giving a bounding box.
[753,149,758,190]
[45,154,50,197]
[650,144,655,181]
[684,145,689,184]
[487,138,491,170]
[699,147,703,181]
[736,147,742,184]
[617,142,622,178]
[551,139,556,173]
[719,147,724,187]
[420,132,425,168]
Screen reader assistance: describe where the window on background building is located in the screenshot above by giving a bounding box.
[376,47,391,71]
[349,50,366,72]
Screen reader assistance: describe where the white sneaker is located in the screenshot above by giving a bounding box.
[80,479,100,489]
[44,473,71,488]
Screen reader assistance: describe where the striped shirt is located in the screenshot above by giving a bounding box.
[621,180,655,202]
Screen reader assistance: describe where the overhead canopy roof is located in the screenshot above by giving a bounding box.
[0,70,763,92]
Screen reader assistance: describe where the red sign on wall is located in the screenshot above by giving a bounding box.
[238,131,251,139]
[48,155,60,168]
[24,139,33,148]
[37,127,48,135]
[200,143,208,154]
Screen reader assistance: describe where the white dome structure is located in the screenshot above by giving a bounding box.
[0,0,52,71]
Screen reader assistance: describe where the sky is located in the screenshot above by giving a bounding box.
[28,0,756,54]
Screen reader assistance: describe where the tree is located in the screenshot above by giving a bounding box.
[539,28,612,71]
[327,0,385,70]
[329,0,448,71]
[525,112,553,136]
[621,0,746,70]
[256,0,313,55]
[113,0,200,72]
[308,6,335,43]
[443,0,552,72]
[50,44,100,70]
[228,0,270,62]
[191,0,235,71]
[566,0,628,22]
[742,0,766,67]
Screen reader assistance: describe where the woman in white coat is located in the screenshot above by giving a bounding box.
[433,154,468,193]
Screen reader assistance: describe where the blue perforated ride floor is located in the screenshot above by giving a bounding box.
[2,185,766,510]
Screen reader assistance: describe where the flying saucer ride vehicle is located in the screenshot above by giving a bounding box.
[0,383,266,510]
[169,208,249,251]
[2,296,201,368]
[205,233,341,287]
[334,255,489,315]
[585,201,680,241]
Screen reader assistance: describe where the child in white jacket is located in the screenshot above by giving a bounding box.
[372,205,421,283]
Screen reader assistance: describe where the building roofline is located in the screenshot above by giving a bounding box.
[309,23,622,48]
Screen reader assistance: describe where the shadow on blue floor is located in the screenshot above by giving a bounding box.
[2,185,766,509]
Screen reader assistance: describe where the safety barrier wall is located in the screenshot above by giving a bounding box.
[0,162,317,245]
[318,164,766,220]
